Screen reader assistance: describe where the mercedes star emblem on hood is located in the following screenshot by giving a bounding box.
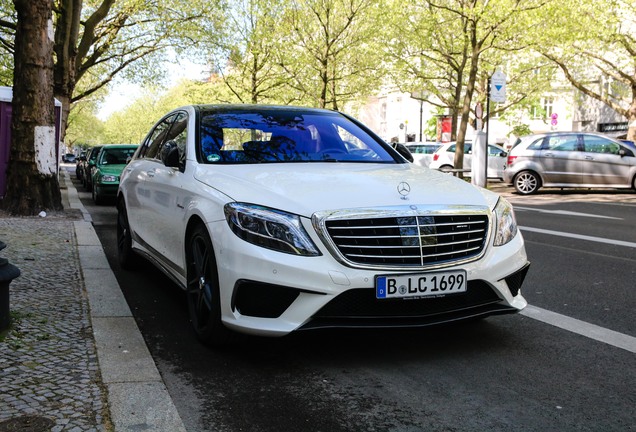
[397,181,411,199]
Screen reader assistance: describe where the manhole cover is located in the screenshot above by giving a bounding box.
[0,416,55,432]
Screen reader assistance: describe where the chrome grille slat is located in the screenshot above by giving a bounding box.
[324,213,489,267]
[338,237,484,250]
[348,245,482,260]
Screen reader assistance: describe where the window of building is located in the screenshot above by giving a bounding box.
[532,97,554,119]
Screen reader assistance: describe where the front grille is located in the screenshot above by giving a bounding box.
[324,214,488,267]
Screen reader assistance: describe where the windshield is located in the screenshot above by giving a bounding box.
[198,110,397,164]
[100,147,137,165]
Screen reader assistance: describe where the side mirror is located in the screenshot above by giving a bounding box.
[392,143,414,163]
[619,149,626,157]
[161,140,181,169]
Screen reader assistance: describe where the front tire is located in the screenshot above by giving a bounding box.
[117,199,140,270]
[186,224,232,346]
[514,170,541,195]
[92,186,103,205]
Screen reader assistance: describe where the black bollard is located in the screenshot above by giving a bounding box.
[0,241,21,331]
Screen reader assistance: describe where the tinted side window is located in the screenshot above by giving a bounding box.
[140,115,176,159]
[545,135,580,152]
[161,112,188,167]
[583,136,621,155]
[89,147,102,162]
[487,145,503,156]
[527,138,544,150]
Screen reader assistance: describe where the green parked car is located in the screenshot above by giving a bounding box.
[91,144,138,204]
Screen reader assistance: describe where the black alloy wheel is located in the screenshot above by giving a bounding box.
[186,224,231,346]
[116,199,139,270]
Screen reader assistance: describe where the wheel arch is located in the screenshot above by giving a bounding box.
[185,215,208,252]
[514,168,543,185]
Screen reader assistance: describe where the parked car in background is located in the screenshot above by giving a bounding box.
[117,104,529,346]
[62,153,76,163]
[404,142,442,167]
[81,145,103,191]
[504,132,636,194]
[429,141,507,179]
[75,150,86,179]
[91,144,138,204]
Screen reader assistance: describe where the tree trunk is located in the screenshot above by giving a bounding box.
[53,0,81,148]
[454,34,481,177]
[628,96,636,142]
[2,0,61,215]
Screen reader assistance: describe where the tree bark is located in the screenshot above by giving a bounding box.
[2,0,61,215]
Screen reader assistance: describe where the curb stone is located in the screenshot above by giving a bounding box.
[64,170,187,432]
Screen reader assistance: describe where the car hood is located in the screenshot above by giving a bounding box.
[194,163,499,217]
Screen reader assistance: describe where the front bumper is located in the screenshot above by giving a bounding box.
[94,183,119,198]
[208,217,530,337]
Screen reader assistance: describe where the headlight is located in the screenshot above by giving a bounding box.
[100,175,118,182]
[493,197,518,246]
[224,203,320,256]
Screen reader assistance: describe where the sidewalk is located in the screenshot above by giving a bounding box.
[0,171,186,432]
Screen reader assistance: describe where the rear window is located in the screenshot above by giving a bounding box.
[198,111,397,164]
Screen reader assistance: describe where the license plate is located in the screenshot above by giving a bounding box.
[376,270,467,299]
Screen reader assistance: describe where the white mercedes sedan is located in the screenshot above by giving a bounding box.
[117,105,530,345]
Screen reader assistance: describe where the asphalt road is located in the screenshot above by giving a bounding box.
[68,167,636,432]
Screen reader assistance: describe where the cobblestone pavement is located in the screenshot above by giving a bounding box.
[0,214,109,431]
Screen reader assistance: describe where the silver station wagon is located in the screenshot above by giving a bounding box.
[504,132,636,194]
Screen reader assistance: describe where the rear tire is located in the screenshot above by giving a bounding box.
[186,224,232,346]
[117,199,140,270]
[439,164,453,173]
[514,171,540,195]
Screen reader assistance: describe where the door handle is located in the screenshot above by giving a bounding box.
[585,156,594,160]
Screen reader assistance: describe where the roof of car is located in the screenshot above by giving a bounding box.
[99,144,138,148]
[521,131,622,139]
[192,104,338,116]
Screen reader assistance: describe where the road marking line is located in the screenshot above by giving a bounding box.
[514,206,621,220]
[520,226,636,249]
[521,305,636,354]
